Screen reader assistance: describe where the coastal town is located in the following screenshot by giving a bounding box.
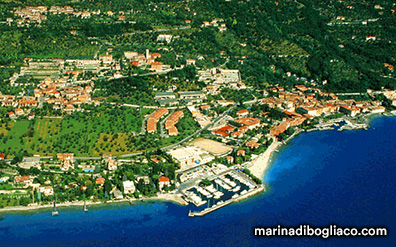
[1,1,396,216]
[1,51,396,215]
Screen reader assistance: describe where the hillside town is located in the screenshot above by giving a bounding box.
[0,1,395,218]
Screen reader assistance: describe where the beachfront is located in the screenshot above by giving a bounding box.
[248,140,281,179]
[0,192,188,213]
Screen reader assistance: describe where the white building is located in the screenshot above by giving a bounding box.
[123,180,136,194]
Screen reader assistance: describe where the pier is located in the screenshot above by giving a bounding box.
[184,170,265,217]
[188,185,265,217]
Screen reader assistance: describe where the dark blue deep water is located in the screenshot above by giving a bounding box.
[1,116,396,247]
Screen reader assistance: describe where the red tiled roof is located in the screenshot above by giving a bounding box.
[158,176,169,182]
[217,125,235,132]
[212,130,229,137]
[95,177,105,185]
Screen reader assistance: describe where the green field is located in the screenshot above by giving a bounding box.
[0,106,154,157]
[0,106,202,158]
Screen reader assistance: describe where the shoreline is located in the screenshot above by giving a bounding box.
[1,114,394,215]
[0,192,187,214]
[248,139,281,180]
[248,112,394,181]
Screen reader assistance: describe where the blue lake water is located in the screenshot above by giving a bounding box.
[1,116,395,246]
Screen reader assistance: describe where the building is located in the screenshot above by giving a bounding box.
[158,176,170,189]
[99,54,113,64]
[147,108,169,133]
[123,180,136,194]
[235,117,261,130]
[165,111,184,136]
[107,158,117,171]
[57,153,74,161]
[113,189,123,200]
[135,175,150,185]
[95,177,105,186]
[157,34,173,43]
[14,176,33,185]
[179,91,205,104]
[246,141,260,149]
[236,109,249,117]
[150,62,163,72]
[226,156,234,164]
[39,186,54,196]
[296,106,321,117]
[339,105,361,117]
[186,59,196,66]
[155,92,176,100]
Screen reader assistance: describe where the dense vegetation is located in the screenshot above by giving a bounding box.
[0,0,394,92]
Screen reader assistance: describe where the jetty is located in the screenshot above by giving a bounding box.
[188,185,265,217]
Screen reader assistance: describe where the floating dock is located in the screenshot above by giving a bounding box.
[188,185,265,217]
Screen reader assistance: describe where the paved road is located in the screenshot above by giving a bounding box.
[122,26,191,36]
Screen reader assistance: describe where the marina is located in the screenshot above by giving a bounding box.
[182,170,264,217]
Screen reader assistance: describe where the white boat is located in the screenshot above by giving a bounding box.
[232,186,241,192]
[213,191,223,199]
[52,200,58,216]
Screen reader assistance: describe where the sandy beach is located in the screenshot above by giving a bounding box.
[249,140,281,180]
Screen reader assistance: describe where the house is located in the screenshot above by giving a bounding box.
[217,125,235,133]
[135,175,150,184]
[226,156,234,164]
[150,62,163,72]
[0,153,4,160]
[157,34,173,43]
[246,141,260,149]
[113,189,123,200]
[158,176,170,189]
[15,108,24,116]
[60,160,72,171]
[366,36,376,41]
[151,157,160,163]
[231,131,244,138]
[39,186,54,196]
[237,149,245,156]
[95,177,105,186]
[123,180,136,194]
[235,117,261,130]
[108,158,117,171]
[8,112,16,119]
[28,113,35,120]
[186,59,196,66]
[384,63,394,71]
[212,130,229,137]
[57,153,74,162]
[369,106,385,113]
[14,176,33,185]
[236,109,249,117]
[99,54,113,64]
[295,85,308,92]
